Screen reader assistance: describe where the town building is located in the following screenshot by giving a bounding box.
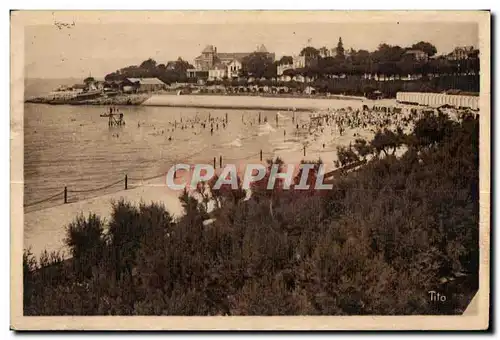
[227,59,243,78]
[124,78,166,92]
[188,44,275,80]
[404,50,429,62]
[277,63,294,76]
[319,48,331,58]
[293,55,319,69]
[208,64,228,80]
[277,54,319,75]
[447,46,477,60]
[166,61,177,71]
[186,70,209,80]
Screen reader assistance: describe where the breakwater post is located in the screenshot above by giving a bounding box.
[303,145,306,157]
[64,186,67,204]
[213,157,216,169]
[125,174,128,190]
[219,155,223,168]
[260,150,263,161]
[258,112,261,124]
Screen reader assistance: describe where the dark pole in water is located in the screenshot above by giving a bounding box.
[303,145,306,157]
[213,157,216,169]
[64,186,67,204]
[258,112,261,124]
[219,155,222,168]
[225,113,228,124]
[260,150,263,161]
[125,174,128,190]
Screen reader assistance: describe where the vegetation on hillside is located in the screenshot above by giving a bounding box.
[23,111,479,315]
[104,41,479,84]
[104,58,194,84]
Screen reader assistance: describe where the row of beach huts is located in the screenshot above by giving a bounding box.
[396,92,479,111]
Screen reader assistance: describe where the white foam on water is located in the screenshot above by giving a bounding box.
[225,137,243,148]
[273,141,301,152]
[257,122,276,136]
[276,111,290,120]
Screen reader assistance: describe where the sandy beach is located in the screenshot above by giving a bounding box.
[24,176,184,257]
[143,94,396,111]
[23,105,381,257]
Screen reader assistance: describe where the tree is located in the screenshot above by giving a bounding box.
[140,58,157,71]
[336,37,345,60]
[411,41,437,57]
[335,145,360,167]
[264,61,279,79]
[83,77,95,85]
[300,46,320,58]
[372,44,405,63]
[413,112,455,147]
[351,49,370,66]
[279,56,293,65]
[353,138,373,160]
[371,129,401,156]
[242,52,275,78]
[318,46,329,57]
[174,57,194,74]
[65,213,106,279]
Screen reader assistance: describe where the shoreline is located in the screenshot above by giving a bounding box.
[24,93,151,106]
[25,93,397,112]
[23,122,373,257]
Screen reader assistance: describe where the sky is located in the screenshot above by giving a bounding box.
[24,21,479,79]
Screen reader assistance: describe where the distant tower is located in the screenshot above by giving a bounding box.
[336,37,345,59]
[200,45,216,70]
[256,44,268,53]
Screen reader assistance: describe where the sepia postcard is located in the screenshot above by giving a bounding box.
[10,10,490,330]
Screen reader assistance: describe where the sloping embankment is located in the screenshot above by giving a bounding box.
[25,93,151,106]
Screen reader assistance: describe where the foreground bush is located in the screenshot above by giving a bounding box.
[24,112,479,315]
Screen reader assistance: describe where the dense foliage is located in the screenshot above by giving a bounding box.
[24,112,479,315]
[287,42,479,79]
[104,58,194,84]
[103,40,479,87]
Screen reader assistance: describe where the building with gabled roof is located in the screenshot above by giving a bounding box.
[190,44,275,80]
[208,63,228,80]
[256,44,268,53]
[404,49,428,62]
[193,44,275,71]
[125,77,166,92]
